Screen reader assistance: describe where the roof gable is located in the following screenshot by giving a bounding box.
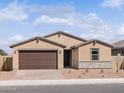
[113,40,124,47]
[71,39,114,48]
[43,31,87,42]
[10,37,66,48]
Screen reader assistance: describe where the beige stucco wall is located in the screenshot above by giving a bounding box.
[72,43,114,69]
[112,56,117,71]
[12,39,64,70]
[78,43,112,62]
[46,34,84,49]
[72,48,78,68]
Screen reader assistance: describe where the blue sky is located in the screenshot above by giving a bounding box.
[0,0,124,53]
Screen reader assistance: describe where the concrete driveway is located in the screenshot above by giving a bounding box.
[13,70,64,80]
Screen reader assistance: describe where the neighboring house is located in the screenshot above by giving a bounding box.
[111,40,124,70]
[10,31,115,70]
[112,40,124,56]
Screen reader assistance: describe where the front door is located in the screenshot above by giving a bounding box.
[64,50,71,67]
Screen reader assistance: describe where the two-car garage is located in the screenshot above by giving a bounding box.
[10,37,65,70]
[19,50,57,69]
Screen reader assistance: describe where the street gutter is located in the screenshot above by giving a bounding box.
[0,78,124,86]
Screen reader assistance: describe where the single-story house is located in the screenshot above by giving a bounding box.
[112,40,124,56]
[111,40,124,70]
[10,31,117,70]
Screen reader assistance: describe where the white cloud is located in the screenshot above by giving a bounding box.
[33,12,114,41]
[81,33,104,40]
[30,32,47,37]
[0,34,25,53]
[0,1,28,22]
[101,0,124,8]
[0,0,123,43]
[79,14,124,42]
[33,15,74,26]
[80,13,111,33]
[0,39,8,45]
[77,13,113,41]
[117,24,124,35]
[29,5,75,18]
[10,34,24,42]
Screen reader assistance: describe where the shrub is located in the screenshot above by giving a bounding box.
[2,57,13,71]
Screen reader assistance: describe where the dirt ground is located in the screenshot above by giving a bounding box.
[0,69,124,80]
[61,69,124,79]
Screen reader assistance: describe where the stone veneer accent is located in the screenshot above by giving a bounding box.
[78,61,112,69]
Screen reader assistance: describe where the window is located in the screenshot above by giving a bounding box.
[91,48,99,60]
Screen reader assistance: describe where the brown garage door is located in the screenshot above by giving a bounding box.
[19,50,57,69]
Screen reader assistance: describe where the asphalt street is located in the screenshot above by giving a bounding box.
[0,84,124,93]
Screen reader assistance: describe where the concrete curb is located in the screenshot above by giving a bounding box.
[0,78,124,86]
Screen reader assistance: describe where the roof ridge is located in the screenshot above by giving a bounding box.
[43,31,87,42]
[10,36,66,48]
[71,39,114,48]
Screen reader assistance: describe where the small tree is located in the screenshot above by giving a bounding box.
[116,53,124,72]
[0,49,8,56]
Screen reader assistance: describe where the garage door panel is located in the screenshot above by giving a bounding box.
[19,64,56,69]
[19,53,56,59]
[19,51,57,69]
[19,57,56,60]
[20,60,57,65]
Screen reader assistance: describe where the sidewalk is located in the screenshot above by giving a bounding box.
[0,78,124,86]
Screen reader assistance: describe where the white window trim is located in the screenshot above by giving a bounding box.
[90,48,100,61]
